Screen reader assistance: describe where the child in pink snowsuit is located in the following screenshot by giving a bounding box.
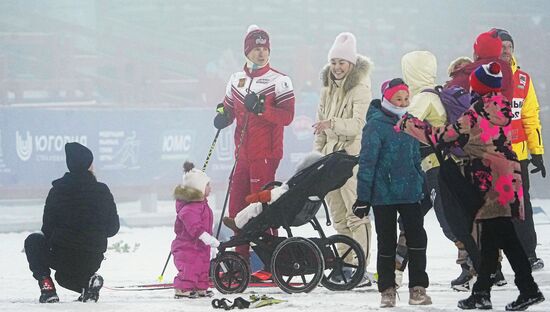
[171,163,219,299]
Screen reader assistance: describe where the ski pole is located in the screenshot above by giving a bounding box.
[157,252,172,282]
[215,114,249,239]
[158,128,222,282]
[215,163,236,239]
[203,129,221,172]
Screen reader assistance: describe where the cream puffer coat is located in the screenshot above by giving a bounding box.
[314,55,373,156]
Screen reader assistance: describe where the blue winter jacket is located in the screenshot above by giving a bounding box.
[357,99,424,205]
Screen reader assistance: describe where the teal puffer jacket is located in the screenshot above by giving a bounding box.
[357,99,424,205]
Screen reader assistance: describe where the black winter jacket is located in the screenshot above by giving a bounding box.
[41,171,119,253]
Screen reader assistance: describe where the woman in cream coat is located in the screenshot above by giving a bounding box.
[313,32,373,286]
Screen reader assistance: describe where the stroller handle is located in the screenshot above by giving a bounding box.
[262,181,283,190]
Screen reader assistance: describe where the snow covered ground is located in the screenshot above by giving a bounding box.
[1,200,550,311]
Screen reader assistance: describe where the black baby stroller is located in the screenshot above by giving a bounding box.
[210,151,367,294]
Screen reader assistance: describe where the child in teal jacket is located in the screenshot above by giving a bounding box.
[353,79,430,308]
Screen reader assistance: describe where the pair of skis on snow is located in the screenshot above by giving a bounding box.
[105,281,288,291]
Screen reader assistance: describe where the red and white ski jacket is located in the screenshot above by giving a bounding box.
[223,64,295,160]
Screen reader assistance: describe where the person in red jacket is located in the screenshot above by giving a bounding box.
[213,25,295,276]
[446,29,513,101]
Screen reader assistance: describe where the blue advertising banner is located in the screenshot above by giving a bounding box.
[0,97,319,200]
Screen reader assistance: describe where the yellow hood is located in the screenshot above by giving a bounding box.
[401,51,437,96]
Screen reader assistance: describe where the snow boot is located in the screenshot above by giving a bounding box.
[457,291,492,310]
[505,290,545,311]
[79,273,103,302]
[357,272,373,288]
[493,268,507,287]
[394,270,404,289]
[395,232,408,271]
[380,287,397,308]
[197,289,215,297]
[38,276,59,303]
[409,286,432,305]
[529,257,544,271]
[329,267,354,284]
[175,289,199,299]
[452,265,474,292]
[251,270,272,282]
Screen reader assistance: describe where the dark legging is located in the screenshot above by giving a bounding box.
[472,217,538,295]
[25,232,103,293]
[374,203,429,292]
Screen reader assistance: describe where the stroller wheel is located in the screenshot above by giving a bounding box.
[271,237,324,294]
[320,234,366,291]
[210,251,250,294]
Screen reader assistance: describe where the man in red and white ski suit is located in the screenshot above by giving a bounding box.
[215,25,295,263]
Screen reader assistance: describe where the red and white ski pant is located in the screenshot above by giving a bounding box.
[229,158,280,261]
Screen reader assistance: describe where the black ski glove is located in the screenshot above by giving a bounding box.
[244,92,265,115]
[213,103,231,130]
[530,154,546,178]
[352,200,371,219]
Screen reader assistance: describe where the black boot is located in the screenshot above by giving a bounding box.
[38,276,59,303]
[79,274,103,302]
[493,268,507,287]
[457,291,492,310]
[505,290,545,311]
[529,257,544,271]
[452,265,474,292]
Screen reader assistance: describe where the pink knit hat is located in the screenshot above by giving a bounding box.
[381,78,409,101]
[328,32,357,65]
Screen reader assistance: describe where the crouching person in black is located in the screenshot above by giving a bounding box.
[24,142,120,303]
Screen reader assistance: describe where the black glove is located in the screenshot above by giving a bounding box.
[244,92,265,115]
[215,102,225,114]
[213,103,231,130]
[530,154,546,178]
[352,200,371,219]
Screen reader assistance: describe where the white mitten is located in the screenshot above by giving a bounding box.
[199,232,220,248]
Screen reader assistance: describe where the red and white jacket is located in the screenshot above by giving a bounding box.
[223,64,295,160]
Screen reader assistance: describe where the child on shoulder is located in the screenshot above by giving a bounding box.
[171,161,218,299]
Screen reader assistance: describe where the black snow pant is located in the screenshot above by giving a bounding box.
[512,159,538,259]
[396,167,456,269]
[24,232,104,293]
[472,217,538,295]
[373,203,429,292]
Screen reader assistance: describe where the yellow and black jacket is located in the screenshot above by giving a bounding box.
[509,56,544,160]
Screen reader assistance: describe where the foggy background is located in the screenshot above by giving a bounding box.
[1,0,549,216]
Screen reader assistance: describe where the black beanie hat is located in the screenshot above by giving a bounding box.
[65,142,93,173]
[494,28,514,48]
